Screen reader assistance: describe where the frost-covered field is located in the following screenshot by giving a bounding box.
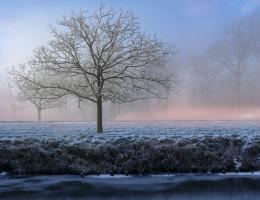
[1,121,260,144]
[1,121,260,175]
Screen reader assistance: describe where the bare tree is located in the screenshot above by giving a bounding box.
[6,79,20,120]
[208,19,257,106]
[20,5,175,132]
[8,65,65,122]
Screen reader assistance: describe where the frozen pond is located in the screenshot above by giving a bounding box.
[1,174,260,200]
[1,121,260,144]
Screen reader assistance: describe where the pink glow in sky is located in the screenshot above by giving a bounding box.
[116,105,260,121]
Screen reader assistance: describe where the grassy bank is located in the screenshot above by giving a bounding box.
[1,136,260,175]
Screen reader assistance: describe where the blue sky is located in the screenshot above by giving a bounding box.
[0,0,260,72]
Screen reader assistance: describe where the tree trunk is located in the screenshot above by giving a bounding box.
[12,109,16,121]
[234,78,242,107]
[37,108,41,122]
[96,96,103,133]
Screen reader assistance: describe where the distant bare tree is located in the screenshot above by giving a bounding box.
[21,5,176,132]
[8,65,65,122]
[6,80,20,120]
[209,20,257,106]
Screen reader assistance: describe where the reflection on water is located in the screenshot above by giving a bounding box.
[0,174,260,200]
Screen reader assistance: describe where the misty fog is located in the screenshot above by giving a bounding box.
[0,1,260,122]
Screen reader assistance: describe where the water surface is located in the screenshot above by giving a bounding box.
[1,174,260,200]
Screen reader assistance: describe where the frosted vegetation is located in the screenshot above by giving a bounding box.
[1,121,260,175]
[0,121,260,144]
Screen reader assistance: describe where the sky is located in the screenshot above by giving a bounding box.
[0,0,260,120]
[1,0,260,71]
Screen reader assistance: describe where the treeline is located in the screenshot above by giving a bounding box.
[187,13,260,108]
